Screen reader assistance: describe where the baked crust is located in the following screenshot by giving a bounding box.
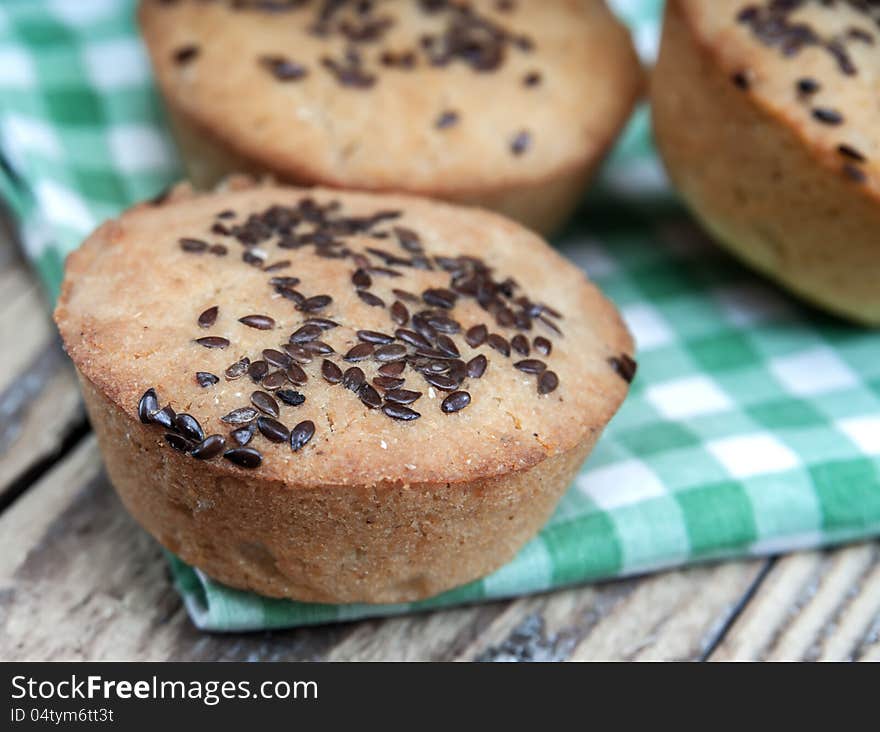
[652,0,880,324]
[139,0,642,235]
[54,181,634,603]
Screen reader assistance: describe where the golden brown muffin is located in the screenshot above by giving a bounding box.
[138,0,642,236]
[53,179,635,604]
[653,0,880,325]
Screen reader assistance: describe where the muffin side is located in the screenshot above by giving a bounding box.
[652,0,880,324]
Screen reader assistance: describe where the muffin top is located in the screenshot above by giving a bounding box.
[54,180,633,487]
[676,0,880,193]
[138,0,641,194]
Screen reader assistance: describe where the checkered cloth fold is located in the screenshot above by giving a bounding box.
[3,0,879,631]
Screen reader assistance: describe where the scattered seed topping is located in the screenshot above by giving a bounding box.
[195,336,230,349]
[251,390,280,418]
[390,301,409,325]
[192,435,226,460]
[797,77,820,95]
[487,333,511,356]
[321,359,343,384]
[441,391,471,414]
[609,354,638,383]
[224,447,262,469]
[173,44,199,65]
[732,71,750,90]
[466,355,488,379]
[357,290,385,307]
[358,329,395,344]
[248,360,269,382]
[510,130,531,156]
[435,110,460,129]
[165,433,190,452]
[511,334,530,356]
[813,107,844,125]
[257,416,290,443]
[537,370,559,395]
[514,359,546,374]
[344,342,374,361]
[290,324,323,343]
[260,54,308,81]
[225,357,251,380]
[231,424,256,446]
[297,294,333,312]
[359,384,383,409]
[276,389,306,406]
[383,404,421,421]
[837,143,866,162]
[290,420,315,452]
[196,372,219,388]
[374,343,407,362]
[221,407,258,425]
[343,367,366,392]
[138,388,159,424]
[843,162,867,183]
[150,405,175,430]
[198,306,219,328]
[180,237,209,253]
[523,70,541,87]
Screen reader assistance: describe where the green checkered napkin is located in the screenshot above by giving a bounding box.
[3,0,879,632]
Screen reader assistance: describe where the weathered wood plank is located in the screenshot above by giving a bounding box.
[0,227,86,505]
[710,543,880,661]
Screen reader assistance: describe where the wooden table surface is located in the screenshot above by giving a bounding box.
[0,218,877,662]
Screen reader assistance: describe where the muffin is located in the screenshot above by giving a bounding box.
[138,0,642,236]
[53,179,635,604]
[653,0,880,325]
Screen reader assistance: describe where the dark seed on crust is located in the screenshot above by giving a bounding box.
[321,359,343,384]
[195,336,230,349]
[290,420,315,452]
[538,315,562,335]
[373,376,405,390]
[515,359,547,374]
[138,388,159,423]
[247,360,269,383]
[276,389,306,407]
[239,314,275,330]
[276,287,304,304]
[198,306,219,328]
[384,388,421,405]
[487,333,510,357]
[305,317,339,330]
[165,433,191,452]
[392,288,419,303]
[257,416,289,443]
[230,424,255,446]
[435,110,459,129]
[357,329,394,344]
[427,316,460,334]
[343,367,366,392]
[286,363,309,385]
[843,163,866,183]
[173,44,199,65]
[262,348,291,368]
[374,344,408,362]
[378,361,405,377]
[511,130,531,155]
[270,277,301,288]
[224,447,262,469]
[357,290,385,307]
[359,384,382,409]
[523,70,541,87]
[221,407,257,425]
[609,354,638,384]
[251,390,279,418]
[390,300,409,325]
[533,336,552,356]
[383,404,421,421]
[297,295,333,312]
[837,144,866,162]
[466,354,487,379]
[352,269,372,289]
[196,371,220,388]
[797,77,820,95]
[422,288,457,309]
[175,413,205,442]
[290,324,323,343]
[732,71,750,90]
[538,370,559,395]
[180,237,208,253]
[263,260,291,273]
[281,344,313,364]
[191,434,226,460]
[423,373,459,391]
[441,391,471,414]
[259,54,308,81]
[225,357,250,380]
[435,334,460,357]
[262,370,288,390]
[465,324,488,348]
[303,340,334,355]
[150,405,176,430]
[344,342,374,361]
[813,107,843,125]
[511,334,530,356]
[395,328,431,350]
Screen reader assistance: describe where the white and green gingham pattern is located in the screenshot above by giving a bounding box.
[3,0,880,631]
